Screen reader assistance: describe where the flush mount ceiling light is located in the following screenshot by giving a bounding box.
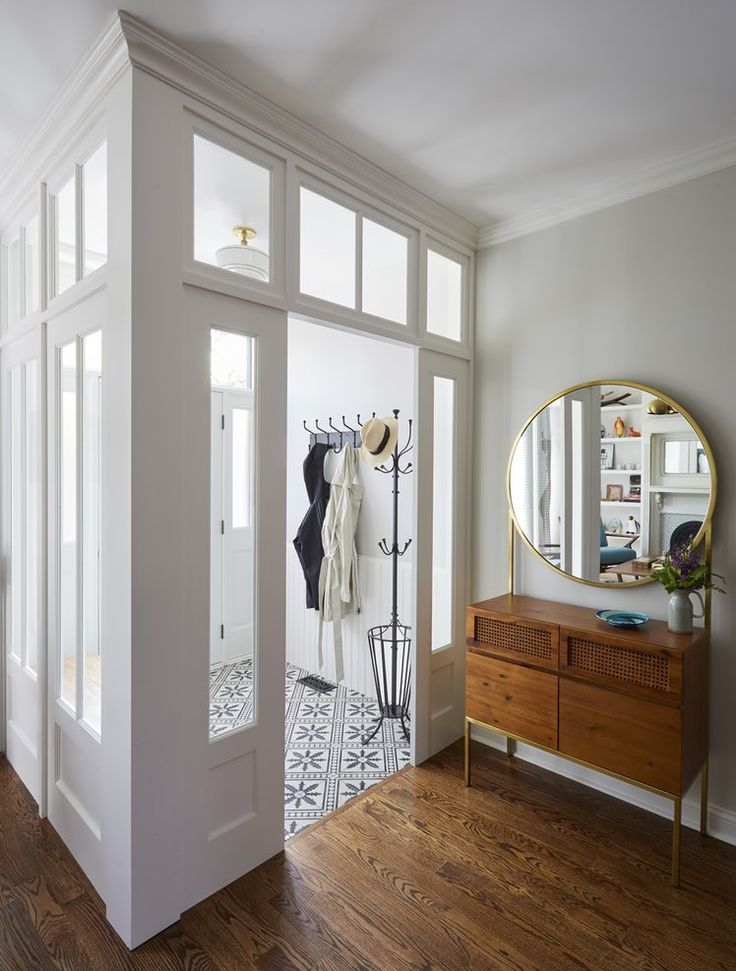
[215,225,269,281]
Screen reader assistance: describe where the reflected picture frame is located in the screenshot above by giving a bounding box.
[600,443,614,470]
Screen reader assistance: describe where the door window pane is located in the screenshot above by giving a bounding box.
[361,218,408,324]
[194,135,271,282]
[56,176,76,295]
[210,330,256,737]
[6,235,21,325]
[82,332,102,734]
[25,362,39,672]
[431,377,455,651]
[300,187,356,307]
[427,249,463,342]
[9,367,23,660]
[83,143,107,276]
[24,216,40,315]
[211,328,253,390]
[59,342,77,710]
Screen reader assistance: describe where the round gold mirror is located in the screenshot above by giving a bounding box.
[507,381,717,586]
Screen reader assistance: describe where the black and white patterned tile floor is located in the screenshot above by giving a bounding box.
[209,659,411,839]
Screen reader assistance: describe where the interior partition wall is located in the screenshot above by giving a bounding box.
[1,14,476,949]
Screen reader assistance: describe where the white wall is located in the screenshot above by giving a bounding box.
[474,164,736,843]
[286,317,415,694]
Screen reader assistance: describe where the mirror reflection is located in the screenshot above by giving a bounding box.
[509,383,714,584]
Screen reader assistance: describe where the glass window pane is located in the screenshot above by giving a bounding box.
[431,377,455,651]
[300,187,356,307]
[24,216,40,315]
[427,249,463,342]
[56,176,76,295]
[232,408,252,529]
[211,329,253,390]
[60,342,77,710]
[83,143,107,276]
[361,218,408,324]
[25,361,39,672]
[9,367,23,660]
[7,235,21,325]
[210,329,256,737]
[82,331,102,734]
[194,135,271,282]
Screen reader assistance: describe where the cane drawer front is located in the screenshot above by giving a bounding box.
[466,609,559,671]
[466,652,558,749]
[560,628,682,703]
[559,680,682,793]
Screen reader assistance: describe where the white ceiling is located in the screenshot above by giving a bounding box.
[3,1,736,236]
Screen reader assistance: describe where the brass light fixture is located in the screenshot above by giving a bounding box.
[215,225,269,281]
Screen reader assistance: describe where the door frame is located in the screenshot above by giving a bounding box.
[1,325,47,813]
[414,349,470,763]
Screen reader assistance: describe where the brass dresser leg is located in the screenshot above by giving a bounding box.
[672,797,682,887]
[700,760,709,835]
[464,718,471,786]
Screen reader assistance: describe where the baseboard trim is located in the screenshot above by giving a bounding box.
[471,724,736,847]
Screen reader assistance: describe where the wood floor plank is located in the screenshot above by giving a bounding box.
[2,745,736,970]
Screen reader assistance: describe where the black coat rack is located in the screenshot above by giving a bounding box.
[365,408,413,746]
[302,409,413,745]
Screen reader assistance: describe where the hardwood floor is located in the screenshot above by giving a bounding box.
[2,742,735,970]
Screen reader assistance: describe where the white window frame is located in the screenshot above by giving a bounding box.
[46,124,108,306]
[0,188,46,334]
[422,234,472,349]
[183,112,288,305]
[295,172,420,337]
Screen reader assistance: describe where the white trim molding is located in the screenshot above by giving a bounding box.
[118,12,478,251]
[479,133,736,248]
[0,16,128,227]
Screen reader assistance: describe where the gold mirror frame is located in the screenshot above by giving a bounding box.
[506,379,718,591]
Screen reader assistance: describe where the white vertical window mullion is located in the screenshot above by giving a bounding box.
[75,163,84,285]
[355,212,363,314]
[75,336,84,719]
[39,183,48,313]
[48,193,57,302]
[19,365,28,667]
[18,226,27,320]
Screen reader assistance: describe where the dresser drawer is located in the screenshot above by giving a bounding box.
[559,679,682,793]
[560,628,681,703]
[466,609,558,671]
[466,652,558,749]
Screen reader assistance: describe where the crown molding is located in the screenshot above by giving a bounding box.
[0,14,129,226]
[478,134,736,248]
[117,12,478,251]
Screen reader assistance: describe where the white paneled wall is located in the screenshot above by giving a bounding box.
[286,545,413,698]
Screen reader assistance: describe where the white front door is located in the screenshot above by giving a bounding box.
[2,329,45,809]
[414,350,470,762]
[210,389,255,665]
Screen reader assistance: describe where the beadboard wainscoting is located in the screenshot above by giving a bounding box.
[286,546,413,699]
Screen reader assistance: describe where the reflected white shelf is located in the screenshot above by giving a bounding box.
[600,500,642,506]
[601,469,639,474]
[601,437,642,444]
[601,403,642,411]
[648,486,709,495]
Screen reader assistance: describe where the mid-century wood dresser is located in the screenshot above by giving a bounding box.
[465,594,709,886]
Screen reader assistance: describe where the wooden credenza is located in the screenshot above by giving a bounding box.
[465,594,709,886]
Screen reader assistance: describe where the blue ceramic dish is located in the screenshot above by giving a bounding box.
[596,609,650,629]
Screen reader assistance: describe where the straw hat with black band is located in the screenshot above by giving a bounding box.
[360,415,399,467]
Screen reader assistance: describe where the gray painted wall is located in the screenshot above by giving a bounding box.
[474,164,736,839]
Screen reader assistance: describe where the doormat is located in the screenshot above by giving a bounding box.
[296,674,337,693]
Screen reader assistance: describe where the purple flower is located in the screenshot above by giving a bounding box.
[670,544,699,580]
